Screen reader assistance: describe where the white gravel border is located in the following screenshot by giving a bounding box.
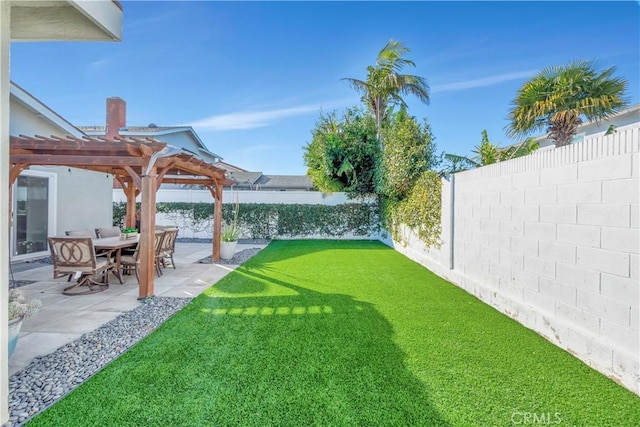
[5,297,191,427]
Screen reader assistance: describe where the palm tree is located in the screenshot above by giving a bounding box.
[342,40,429,139]
[506,60,628,147]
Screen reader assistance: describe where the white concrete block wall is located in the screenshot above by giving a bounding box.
[388,129,640,395]
[114,189,354,206]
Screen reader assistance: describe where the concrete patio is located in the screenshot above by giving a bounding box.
[8,241,267,376]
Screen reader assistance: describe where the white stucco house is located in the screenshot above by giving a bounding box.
[9,83,114,261]
[1,1,123,422]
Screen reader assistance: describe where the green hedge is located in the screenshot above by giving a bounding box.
[113,202,379,240]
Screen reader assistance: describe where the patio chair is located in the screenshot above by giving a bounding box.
[96,226,121,238]
[120,242,140,282]
[48,236,117,296]
[154,230,167,276]
[65,229,98,238]
[158,227,178,269]
[68,228,111,256]
[121,230,166,281]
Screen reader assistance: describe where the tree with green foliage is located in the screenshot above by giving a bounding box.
[507,60,628,147]
[306,40,443,248]
[440,153,478,174]
[473,129,501,166]
[386,170,442,247]
[501,137,539,161]
[342,40,429,138]
[441,130,539,173]
[376,109,438,200]
[303,107,379,197]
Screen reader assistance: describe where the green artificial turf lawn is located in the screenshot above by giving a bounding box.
[28,240,640,426]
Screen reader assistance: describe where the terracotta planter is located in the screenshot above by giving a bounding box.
[8,317,23,357]
[220,241,238,260]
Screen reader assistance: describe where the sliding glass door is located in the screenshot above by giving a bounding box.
[12,171,56,258]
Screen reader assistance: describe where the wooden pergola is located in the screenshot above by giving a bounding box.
[9,134,231,299]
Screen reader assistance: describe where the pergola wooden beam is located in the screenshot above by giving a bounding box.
[10,155,146,166]
[9,134,229,299]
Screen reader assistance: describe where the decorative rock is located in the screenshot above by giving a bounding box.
[7,296,191,426]
[197,248,262,265]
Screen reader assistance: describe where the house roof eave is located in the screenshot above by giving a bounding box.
[10,82,86,138]
[10,0,123,41]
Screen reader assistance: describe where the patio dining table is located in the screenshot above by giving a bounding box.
[93,235,139,284]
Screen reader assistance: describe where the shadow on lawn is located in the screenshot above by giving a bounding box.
[194,265,451,426]
[252,239,392,265]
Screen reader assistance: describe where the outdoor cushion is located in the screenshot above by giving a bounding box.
[96,226,121,238]
[57,258,110,274]
[65,229,97,238]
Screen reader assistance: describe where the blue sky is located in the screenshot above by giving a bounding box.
[10,1,640,175]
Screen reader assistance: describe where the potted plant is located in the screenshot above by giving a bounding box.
[220,200,241,260]
[8,289,41,357]
[220,221,241,260]
[120,227,138,240]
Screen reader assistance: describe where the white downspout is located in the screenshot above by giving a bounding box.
[449,173,455,271]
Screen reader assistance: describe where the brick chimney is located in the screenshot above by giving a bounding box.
[106,97,126,139]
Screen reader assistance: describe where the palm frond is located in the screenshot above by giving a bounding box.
[342,39,430,138]
[441,153,479,173]
[506,59,628,146]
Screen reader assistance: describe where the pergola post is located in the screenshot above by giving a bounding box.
[126,189,137,229]
[115,174,142,231]
[115,176,139,229]
[138,168,157,299]
[209,184,222,262]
